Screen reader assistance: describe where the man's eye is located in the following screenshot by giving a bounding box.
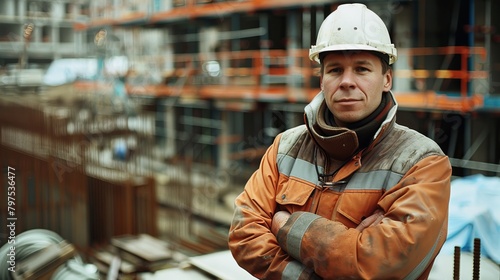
[328,68,341,73]
[356,67,369,72]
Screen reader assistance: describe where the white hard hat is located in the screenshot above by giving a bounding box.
[309,3,397,65]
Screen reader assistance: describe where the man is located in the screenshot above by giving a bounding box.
[228,3,451,280]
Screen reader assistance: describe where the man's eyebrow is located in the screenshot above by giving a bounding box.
[324,61,341,68]
[353,60,375,66]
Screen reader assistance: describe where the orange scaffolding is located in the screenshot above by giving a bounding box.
[111,46,489,113]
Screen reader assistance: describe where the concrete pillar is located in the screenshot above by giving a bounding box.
[392,4,413,93]
[18,0,25,18]
[51,1,64,21]
[286,9,299,87]
[218,111,229,169]
[302,7,311,49]
[2,0,16,16]
[32,24,41,43]
[164,103,176,158]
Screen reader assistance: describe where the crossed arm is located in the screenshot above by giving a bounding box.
[271,209,385,236]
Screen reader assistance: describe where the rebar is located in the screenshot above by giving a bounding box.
[453,246,460,280]
[472,238,481,280]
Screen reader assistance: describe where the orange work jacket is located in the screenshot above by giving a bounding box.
[228,91,452,279]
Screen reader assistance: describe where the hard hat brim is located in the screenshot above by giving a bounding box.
[310,44,396,65]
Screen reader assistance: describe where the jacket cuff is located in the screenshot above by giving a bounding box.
[277,211,321,262]
[283,260,321,280]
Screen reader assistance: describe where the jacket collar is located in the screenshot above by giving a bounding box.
[304,90,398,160]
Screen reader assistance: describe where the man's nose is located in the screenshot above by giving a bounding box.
[339,70,356,90]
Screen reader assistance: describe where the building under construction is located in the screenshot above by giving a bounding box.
[0,0,499,279]
[75,0,500,175]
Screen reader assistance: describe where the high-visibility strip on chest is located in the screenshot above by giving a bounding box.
[277,153,403,192]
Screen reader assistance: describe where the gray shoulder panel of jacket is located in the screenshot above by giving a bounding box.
[277,125,308,157]
[276,125,308,173]
[373,123,446,175]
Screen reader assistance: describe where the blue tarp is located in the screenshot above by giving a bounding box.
[440,174,500,263]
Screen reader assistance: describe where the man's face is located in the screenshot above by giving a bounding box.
[320,51,392,126]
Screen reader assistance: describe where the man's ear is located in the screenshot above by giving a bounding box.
[320,76,324,90]
[383,68,393,91]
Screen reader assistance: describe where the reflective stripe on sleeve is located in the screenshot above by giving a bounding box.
[286,212,320,261]
[282,260,321,280]
[282,261,305,280]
